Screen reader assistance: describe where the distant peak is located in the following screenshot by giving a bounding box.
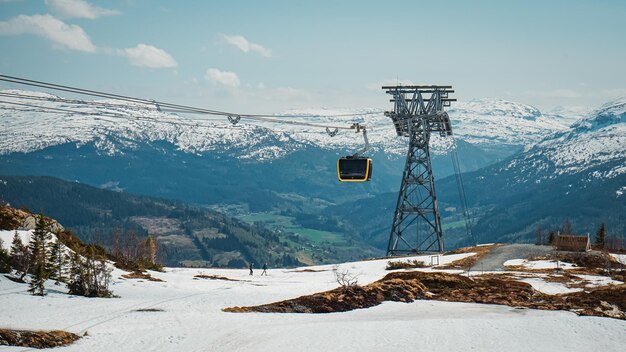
[595,96,626,115]
[451,98,542,121]
[571,96,626,133]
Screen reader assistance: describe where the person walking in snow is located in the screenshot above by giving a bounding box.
[261,263,268,276]
[249,262,253,275]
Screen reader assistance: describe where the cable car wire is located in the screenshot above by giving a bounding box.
[0,91,228,121]
[0,99,335,135]
[0,74,382,132]
[450,135,476,246]
[0,100,256,131]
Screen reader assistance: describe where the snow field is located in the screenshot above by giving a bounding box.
[1,250,625,351]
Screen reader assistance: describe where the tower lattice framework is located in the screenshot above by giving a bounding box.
[384,85,456,255]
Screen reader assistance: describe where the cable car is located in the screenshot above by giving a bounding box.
[337,156,372,182]
[336,123,372,182]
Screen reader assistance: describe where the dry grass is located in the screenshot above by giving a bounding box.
[505,265,573,274]
[194,274,243,282]
[386,259,427,270]
[523,252,626,276]
[530,252,625,269]
[134,308,164,312]
[225,271,431,313]
[120,271,164,282]
[224,271,626,320]
[542,273,576,283]
[0,329,80,348]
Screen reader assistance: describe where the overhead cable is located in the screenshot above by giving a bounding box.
[0,74,382,132]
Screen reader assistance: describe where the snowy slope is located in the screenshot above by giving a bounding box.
[544,105,592,128]
[447,98,569,146]
[1,251,625,352]
[500,96,626,180]
[0,230,75,264]
[0,91,574,159]
[0,230,34,250]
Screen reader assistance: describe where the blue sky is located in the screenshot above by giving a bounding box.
[1,0,625,113]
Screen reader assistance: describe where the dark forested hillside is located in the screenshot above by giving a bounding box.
[0,175,306,267]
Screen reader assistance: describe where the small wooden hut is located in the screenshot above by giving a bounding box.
[555,234,591,252]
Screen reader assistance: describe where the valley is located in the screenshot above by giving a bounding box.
[1,91,625,264]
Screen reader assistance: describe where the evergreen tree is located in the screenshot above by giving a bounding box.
[28,215,50,296]
[595,223,607,249]
[9,231,31,280]
[67,246,112,297]
[0,239,11,273]
[67,249,88,296]
[548,231,555,245]
[9,231,23,268]
[48,232,66,284]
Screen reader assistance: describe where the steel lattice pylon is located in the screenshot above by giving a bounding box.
[383,85,456,255]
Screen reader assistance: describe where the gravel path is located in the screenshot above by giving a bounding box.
[471,244,553,271]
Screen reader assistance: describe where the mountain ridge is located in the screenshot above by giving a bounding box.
[0,90,579,159]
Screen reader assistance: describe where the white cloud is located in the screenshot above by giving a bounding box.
[45,0,120,19]
[0,14,96,52]
[120,44,177,68]
[0,14,176,69]
[221,34,272,57]
[205,68,240,87]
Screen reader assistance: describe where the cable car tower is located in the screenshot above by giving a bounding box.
[384,85,456,255]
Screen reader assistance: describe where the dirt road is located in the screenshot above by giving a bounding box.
[471,244,553,271]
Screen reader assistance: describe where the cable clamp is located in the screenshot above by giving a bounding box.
[227,114,241,125]
[325,127,339,137]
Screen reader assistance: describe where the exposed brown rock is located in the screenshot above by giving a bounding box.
[120,271,164,282]
[194,274,243,282]
[0,329,80,348]
[224,271,626,320]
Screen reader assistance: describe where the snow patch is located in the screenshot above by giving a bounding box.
[503,259,577,270]
[518,277,582,295]
[0,229,33,250]
[611,253,626,264]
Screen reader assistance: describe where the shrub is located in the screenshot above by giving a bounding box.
[332,266,359,288]
[386,259,427,270]
[67,247,113,298]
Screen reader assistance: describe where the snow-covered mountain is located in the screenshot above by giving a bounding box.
[446,96,626,242]
[0,90,575,159]
[544,105,592,128]
[500,96,626,182]
[447,98,570,146]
